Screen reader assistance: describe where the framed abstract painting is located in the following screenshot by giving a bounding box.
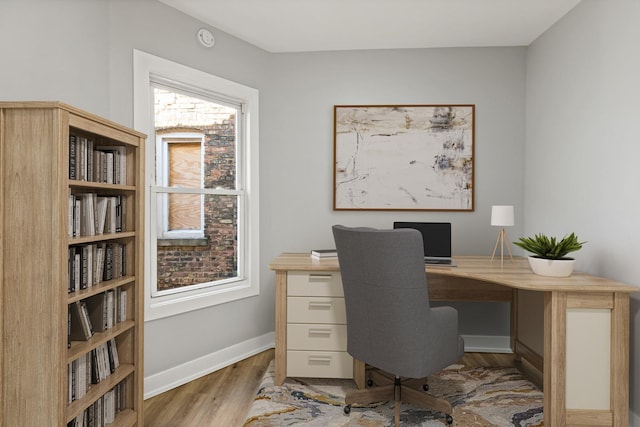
[334,104,475,211]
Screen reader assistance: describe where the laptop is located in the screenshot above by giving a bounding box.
[393,222,455,265]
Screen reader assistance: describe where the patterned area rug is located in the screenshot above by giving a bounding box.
[243,361,543,426]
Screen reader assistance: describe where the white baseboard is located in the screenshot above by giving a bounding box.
[143,333,508,399]
[144,332,275,399]
[462,334,512,353]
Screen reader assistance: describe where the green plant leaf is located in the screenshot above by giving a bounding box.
[513,232,586,260]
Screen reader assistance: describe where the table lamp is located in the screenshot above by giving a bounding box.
[491,205,514,266]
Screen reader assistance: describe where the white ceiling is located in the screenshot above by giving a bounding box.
[158,0,582,53]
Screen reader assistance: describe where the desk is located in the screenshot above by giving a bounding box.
[270,254,636,426]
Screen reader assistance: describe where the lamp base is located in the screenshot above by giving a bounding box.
[491,228,513,266]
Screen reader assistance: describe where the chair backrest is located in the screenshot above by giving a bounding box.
[332,225,434,376]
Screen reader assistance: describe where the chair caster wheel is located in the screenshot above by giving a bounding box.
[367,379,373,387]
[422,384,429,392]
[344,405,351,415]
[445,414,453,425]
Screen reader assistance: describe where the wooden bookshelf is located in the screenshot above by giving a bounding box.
[0,102,145,426]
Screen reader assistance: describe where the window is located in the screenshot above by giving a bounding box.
[134,50,260,320]
[156,131,205,240]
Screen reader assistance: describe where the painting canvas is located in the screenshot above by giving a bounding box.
[334,105,475,211]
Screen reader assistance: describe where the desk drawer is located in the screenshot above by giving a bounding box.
[287,271,344,297]
[287,297,346,324]
[287,324,348,351]
[287,350,353,378]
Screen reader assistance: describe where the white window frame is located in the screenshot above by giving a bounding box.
[155,132,205,240]
[134,50,260,321]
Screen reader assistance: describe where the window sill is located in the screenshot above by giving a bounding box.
[157,238,209,247]
[145,277,259,321]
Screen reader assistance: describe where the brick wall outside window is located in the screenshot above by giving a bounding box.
[155,90,237,291]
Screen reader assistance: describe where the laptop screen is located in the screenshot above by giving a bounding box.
[393,222,452,258]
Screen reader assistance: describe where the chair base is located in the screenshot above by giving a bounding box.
[344,370,453,426]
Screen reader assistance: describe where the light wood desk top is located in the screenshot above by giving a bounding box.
[269,253,637,294]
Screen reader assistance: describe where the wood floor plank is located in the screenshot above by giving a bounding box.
[144,349,274,427]
[144,350,538,426]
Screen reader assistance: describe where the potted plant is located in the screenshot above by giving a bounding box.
[513,232,586,277]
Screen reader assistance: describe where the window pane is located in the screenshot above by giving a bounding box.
[154,86,241,292]
[154,87,237,191]
[203,115,236,191]
[156,194,239,291]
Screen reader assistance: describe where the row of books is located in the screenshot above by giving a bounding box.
[67,380,126,427]
[69,193,124,238]
[68,243,126,293]
[69,290,127,343]
[68,339,120,405]
[69,134,127,185]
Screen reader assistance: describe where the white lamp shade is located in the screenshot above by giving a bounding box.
[491,205,514,226]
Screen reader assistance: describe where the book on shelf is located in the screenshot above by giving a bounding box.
[68,242,125,293]
[91,340,119,384]
[85,290,121,333]
[69,134,77,180]
[68,352,92,404]
[96,146,127,185]
[310,249,338,259]
[106,338,120,372]
[69,134,128,185]
[117,287,127,323]
[67,381,126,427]
[69,301,93,341]
[68,340,121,410]
[95,196,108,235]
[85,293,108,332]
[68,194,124,238]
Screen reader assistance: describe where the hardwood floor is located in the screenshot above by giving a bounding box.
[143,349,275,427]
[143,350,540,427]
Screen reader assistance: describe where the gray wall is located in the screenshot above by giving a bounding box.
[526,1,640,423]
[0,0,110,116]
[262,47,526,338]
[0,0,276,379]
[1,0,524,378]
[2,0,639,423]
[106,0,274,377]
[264,47,526,255]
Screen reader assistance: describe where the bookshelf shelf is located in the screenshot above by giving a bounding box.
[65,364,136,422]
[70,231,137,245]
[0,102,145,426]
[68,276,137,304]
[67,320,136,362]
[109,409,138,427]
[69,180,137,192]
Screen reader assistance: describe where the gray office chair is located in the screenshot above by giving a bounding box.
[332,225,464,426]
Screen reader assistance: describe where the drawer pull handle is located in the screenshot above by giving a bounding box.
[308,356,332,366]
[308,301,332,310]
[309,274,333,281]
[308,328,332,337]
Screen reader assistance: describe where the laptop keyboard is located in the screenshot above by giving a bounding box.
[425,258,452,265]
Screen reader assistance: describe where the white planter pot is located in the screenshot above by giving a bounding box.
[527,256,575,277]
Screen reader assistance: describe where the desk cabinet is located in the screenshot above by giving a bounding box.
[285,271,353,379]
